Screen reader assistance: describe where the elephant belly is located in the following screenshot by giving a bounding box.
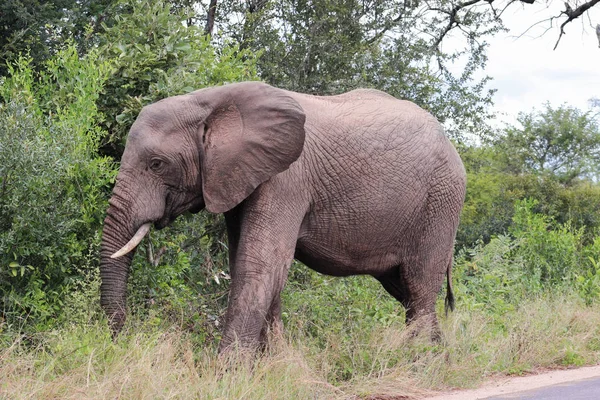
[293,238,404,277]
[294,192,423,277]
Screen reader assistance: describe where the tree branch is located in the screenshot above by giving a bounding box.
[366,12,405,44]
[553,0,600,49]
[431,0,485,51]
[428,0,600,51]
[240,0,269,50]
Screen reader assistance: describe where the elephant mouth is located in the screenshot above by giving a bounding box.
[155,195,205,230]
[188,200,205,214]
[154,215,174,230]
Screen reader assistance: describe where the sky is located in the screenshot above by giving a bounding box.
[479,1,600,126]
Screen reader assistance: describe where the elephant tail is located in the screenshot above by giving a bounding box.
[444,262,455,315]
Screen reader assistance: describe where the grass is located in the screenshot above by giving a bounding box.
[2,294,600,399]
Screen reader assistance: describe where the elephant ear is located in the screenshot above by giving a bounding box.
[192,82,306,213]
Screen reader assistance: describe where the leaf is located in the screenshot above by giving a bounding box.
[174,43,192,52]
[115,113,129,124]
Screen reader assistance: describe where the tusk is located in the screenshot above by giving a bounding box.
[110,223,151,259]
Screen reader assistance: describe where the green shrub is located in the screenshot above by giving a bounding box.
[125,213,230,346]
[283,264,403,344]
[554,182,600,243]
[510,199,583,285]
[0,45,115,332]
[575,237,600,306]
[454,235,528,316]
[455,199,600,314]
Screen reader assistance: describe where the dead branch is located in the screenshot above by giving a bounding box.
[427,0,600,51]
[553,0,600,49]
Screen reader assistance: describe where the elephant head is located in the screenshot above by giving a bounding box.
[100,82,306,335]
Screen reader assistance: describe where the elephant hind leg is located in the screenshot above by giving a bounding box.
[377,268,411,312]
[390,176,464,340]
[377,267,442,340]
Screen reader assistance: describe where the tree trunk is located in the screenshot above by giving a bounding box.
[204,0,218,36]
[240,0,268,50]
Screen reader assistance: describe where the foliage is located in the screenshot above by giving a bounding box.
[457,141,600,249]
[96,0,258,157]
[0,45,115,331]
[493,103,600,184]
[510,199,583,285]
[214,0,497,140]
[284,264,404,344]
[575,241,600,306]
[1,0,500,140]
[126,213,230,346]
[455,199,600,314]
[0,0,114,75]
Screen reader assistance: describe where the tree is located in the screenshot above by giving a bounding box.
[209,0,497,140]
[95,0,258,158]
[419,0,600,51]
[0,0,115,75]
[494,103,600,184]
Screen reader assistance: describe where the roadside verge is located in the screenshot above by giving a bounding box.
[424,364,600,400]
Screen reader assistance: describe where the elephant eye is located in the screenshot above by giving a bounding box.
[149,158,164,172]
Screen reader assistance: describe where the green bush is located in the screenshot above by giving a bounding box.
[457,138,600,250]
[510,199,583,285]
[125,213,230,346]
[284,265,403,340]
[0,45,115,331]
[553,182,600,242]
[454,235,527,316]
[282,264,406,382]
[455,199,600,315]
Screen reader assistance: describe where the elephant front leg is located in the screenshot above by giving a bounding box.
[218,212,299,353]
[219,257,292,352]
[260,294,284,345]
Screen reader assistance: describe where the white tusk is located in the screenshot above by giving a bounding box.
[110,223,151,259]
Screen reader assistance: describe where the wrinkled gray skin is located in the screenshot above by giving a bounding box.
[100,82,466,352]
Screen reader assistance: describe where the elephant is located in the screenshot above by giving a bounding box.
[100,81,466,352]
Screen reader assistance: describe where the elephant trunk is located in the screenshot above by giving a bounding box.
[99,204,138,336]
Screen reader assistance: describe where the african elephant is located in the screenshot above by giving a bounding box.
[100,81,466,352]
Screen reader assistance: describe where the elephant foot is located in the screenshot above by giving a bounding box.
[405,313,442,342]
[258,318,285,354]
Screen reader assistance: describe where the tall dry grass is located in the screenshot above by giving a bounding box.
[1,295,600,399]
